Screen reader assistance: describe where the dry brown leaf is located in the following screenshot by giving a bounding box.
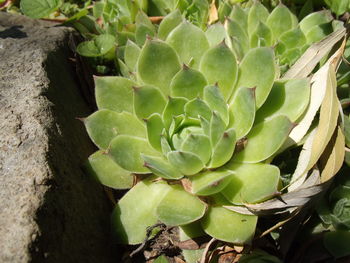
[288,45,344,144]
[208,0,219,25]
[283,28,346,79]
[200,238,217,263]
[320,127,345,182]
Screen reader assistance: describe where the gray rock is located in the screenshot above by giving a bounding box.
[0,13,114,262]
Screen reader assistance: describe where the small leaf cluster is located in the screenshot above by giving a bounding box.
[84,8,313,249]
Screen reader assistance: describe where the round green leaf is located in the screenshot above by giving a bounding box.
[158,10,183,40]
[250,22,272,48]
[109,135,159,173]
[166,21,210,68]
[170,66,207,100]
[85,151,133,189]
[209,128,236,168]
[234,47,275,108]
[184,98,212,121]
[201,207,257,244]
[266,4,297,39]
[145,113,165,151]
[133,85,166,119]
[85,110,146,149]
[156,185,206,226]
[141,154,183,179]
[233,115,293,163]
[20,0,61,18]
[200,43,238,100]
[181,134,211,164]
[299,11,333,35]
[124,40,141,71]
[167,151,204,176]
[222,163,280,204]
[137,39,181,96]
[206,23,226,47]
[95,76,136,113]
[77,34,116,57]
[247,1,269,34]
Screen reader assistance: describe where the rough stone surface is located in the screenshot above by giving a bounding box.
[0,13,114,262]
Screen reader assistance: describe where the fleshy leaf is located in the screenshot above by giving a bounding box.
[20,0,61,18]
[210,111,226,147]
[206,23,226,47]
[145,113,165,151]
[156,185,206,226]
[279,28,307,49]
[185,98,212,121]
[234,47,275,108]
[138,39,181,96]
[190,169,233,196]
[256,78,310,122]
[133,85,166,119]
[266,4,296,39]
[305,23,333,44]
[85,110,146,149]
[233,115,293,163]
[141,154,183,179]
[250,21,272,48]
[166,21,210,68]
[229,5,248,32]
[161,134,172,156]
[181,134,211,164]
[77,34,115,58]
[95,76,135,113]
[158,10,183,40]
[167,151,204,176]
[201,207,257,244]
[324,231,350,259]
[225,18,249,55]
[170,66,207,100]
[247,1,269,34]
[222,163,280,204]
[124,40,141,71]
[209,128,236,168]
[112,180,171,244]
[163,97,188,129]
[203,85,229,125]
[199,43,238,100]
[135,23,155,46]
[85,151,133,189]
[109,135,159,173]
[299,10,333,35]
[228,87,256,139]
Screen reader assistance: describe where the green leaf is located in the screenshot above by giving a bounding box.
[190,169,233,196]
[279,28,307,49]
[136,24,156,46]
[324,231,350,258]
[170,66,207,100]
[85,151,133,189]
[234,47,275,108]
[158,10,183,40]
[124,40,141,71]
[138,39,181,96]
[95,76,135,113]
[250,22,272,48]
[20,0,61,18]
[133,85,166,119]
[154,255,169,263]
[161,134,172,156]
[167,151,204,175]
[85,110,146,149]
[200,43,238,100]
[305,23,333,44]
[222,163,280,204]
[77,34,116,57]
[203,85,229,124]
[229,5,248,32]
[166,21,210,68]
[185,98,212,121]
[299,11,333,35]
[206,23,226,47]
[210,111,226,147]
[228,87,256,139]
[210,128,236,168]
[109,135,159,173]
[201,207,257,244]
[247,1,269,34]
[256,78,310,123]
[162,97,188,129]
[233,115,293,163]
[266,4,296,39]
[326,0,349,16]
[225,18,249,54]
[141,154,183,179]
[145,113,165,151]
[112,180,171,244]
[181,134,211,164]
[156,185,206,226]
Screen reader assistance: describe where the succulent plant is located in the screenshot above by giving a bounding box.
[82,8,316,261]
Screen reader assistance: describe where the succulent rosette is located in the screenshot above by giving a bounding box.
[83,6,313,255]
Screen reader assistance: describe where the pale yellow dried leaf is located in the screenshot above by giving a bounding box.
[208,0,218,25]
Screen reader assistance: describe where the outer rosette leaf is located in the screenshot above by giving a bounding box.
[156,185,207,226]
[133,85,166,119]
